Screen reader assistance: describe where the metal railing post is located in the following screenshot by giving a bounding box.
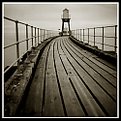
[88,28,89,44]
[80,29,81,41]
[78,29,79,41]
[26,24,28,51]
[41,29,43,42]
[35,27,36,46]
[31,26,33,47]
[38,28,39,45]
[47,30,48,39]
[80,29,82,41]
[15,20,20,67]
[102,27,104,51]
[83,29,84,42]
[40,29,42,43]
[94,28,95,46]
[43,29,45,41]
[77,29,78,39]
[114,25,117,53]
[78,29,79,40]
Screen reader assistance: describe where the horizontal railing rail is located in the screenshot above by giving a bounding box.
[71,25,117,53]
[4,16,58,74]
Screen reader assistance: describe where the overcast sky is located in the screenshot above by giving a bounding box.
[3,2,118,31]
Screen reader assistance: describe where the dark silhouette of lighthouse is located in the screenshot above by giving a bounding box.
[61,8,71,36]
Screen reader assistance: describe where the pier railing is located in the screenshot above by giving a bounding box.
[71,25,117,53]
[4,16,58,74]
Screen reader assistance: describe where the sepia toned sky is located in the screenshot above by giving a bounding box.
[3,2,118,31]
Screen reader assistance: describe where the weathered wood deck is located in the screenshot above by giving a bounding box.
[17,36,117,117]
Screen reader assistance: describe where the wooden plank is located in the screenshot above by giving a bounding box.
[63,39,116,100]
[66,39,117,87]
[60,37,116,116]
[42,40,64,116]
[21,42,51,116]
[54,37,85,116]
[57,39,106,116]
[68,38,117,77]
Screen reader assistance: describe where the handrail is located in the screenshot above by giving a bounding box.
[4,16,58,74]
[4,33,51,49]
[82,35,116,38]
[4,37,32,49]
[71,25,117,53]
[4,16,16,22]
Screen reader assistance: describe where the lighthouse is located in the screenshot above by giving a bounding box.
[61,8,71,36]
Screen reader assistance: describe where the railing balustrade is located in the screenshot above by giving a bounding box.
[4,16,58,74]
[71,25,117,53]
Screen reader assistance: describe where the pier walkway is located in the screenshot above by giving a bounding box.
[6,36,117,117]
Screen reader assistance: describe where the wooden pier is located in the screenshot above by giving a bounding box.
[13,36,117,117]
